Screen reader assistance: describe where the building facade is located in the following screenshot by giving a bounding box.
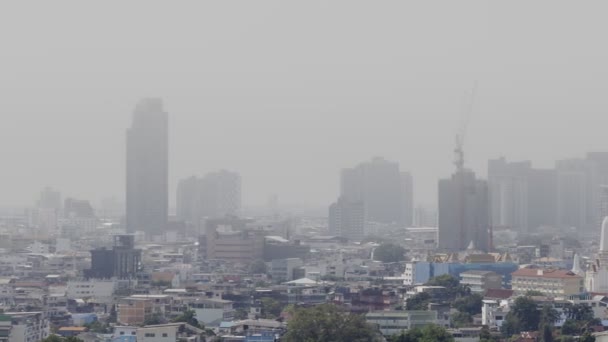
[126,98,169,236]
[438,169,489,252]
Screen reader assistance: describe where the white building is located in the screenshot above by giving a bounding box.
[136,324,178,342]
[1,312,50,342]
[66,279,117,301]
[365,310,437,336]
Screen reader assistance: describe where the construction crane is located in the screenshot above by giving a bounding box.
[454,82,477,172]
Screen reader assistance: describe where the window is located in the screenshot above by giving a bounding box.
[144,333,156,337]
[162,333,168,337]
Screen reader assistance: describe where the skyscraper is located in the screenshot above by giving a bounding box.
[176,170,241,225]
[555,158,589,230]
[438,169,490,252]
[339,157,413,225]
[328,197,366,240]
[488,158,530,232]
[126,98,168,236]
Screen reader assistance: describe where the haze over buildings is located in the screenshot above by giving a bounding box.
[126,98,169,236]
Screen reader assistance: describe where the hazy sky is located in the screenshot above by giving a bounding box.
[2,1,608,209]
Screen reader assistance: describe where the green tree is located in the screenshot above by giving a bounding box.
[560,337,576,342]
[561,319,578,336]
[579,332,596,342]
[451,311,472,328]
[425,275,470,298]
[479,325,497,342]
[65,338,84,342]
[564,303,593,322]
[525,290,544,296]
[373,243,405,263]
[282,304,381,342]
[540,323,554,342]
[250,260,268,274]
[507,296,540,333]
[405,292,431,310]
[390,324,454,342]
[41,336,64,342]
[172,310,202,328]
[453,293,482,315]
[84,320,111,333]
[260,298,284,319]
[143,313,165,326]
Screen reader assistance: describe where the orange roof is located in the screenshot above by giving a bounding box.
[58,327,88,332]
[512,268,582,279]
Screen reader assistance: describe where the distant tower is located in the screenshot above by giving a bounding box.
[438,136,490,252]
[126,98,169,236]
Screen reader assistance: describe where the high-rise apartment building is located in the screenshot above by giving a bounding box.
[438,169,489,252]
[176,170,241,225]
[328,197,366,240]
[527,168,558,230]
[555,158,590,230]
[339,157,413,226]
[488,158,530,232]
[126,98,168,236]
[37,187,62,210]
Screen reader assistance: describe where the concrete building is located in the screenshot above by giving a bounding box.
[488,158,530,232]
[459,270,502,293]
[270,258,303,283]
[0,312,50,342]
[117,298,154,325]
[85,235,141,279]
[340,157,413,225]
[438,169,490,252]
[136,324,178,342]
[511,267,584,296]
[556,158,590,230]
[188,298,235,326]
[126,98,169,236]
[177,170,241,225]
[328,198,365,240]
[66,279,116,301]
[365,310,437,336]
[527,168,558,230]
[201,218,265,263]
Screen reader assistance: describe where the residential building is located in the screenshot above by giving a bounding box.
[511,267,584,296]
[177,170,241,225]
[365,310,437,336]
[270,258,303,283]
[328,198,365,240]
[556,159,590,230]
[85,235,141,279]
[136,324,178,342]
[117,298,154,325]
[0,312,50,342]
[66,279,116,301]
[201,218,265,263]
[340,157,413,225]
[488,158,530,232]
[188,298,235,326]
[459,270,502,293]
[126,98,169,236]
[438,169,490,252]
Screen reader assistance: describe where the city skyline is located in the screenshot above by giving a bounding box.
[3,2,608,208]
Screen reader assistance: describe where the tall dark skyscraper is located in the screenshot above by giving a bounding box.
[126,98,168,236]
